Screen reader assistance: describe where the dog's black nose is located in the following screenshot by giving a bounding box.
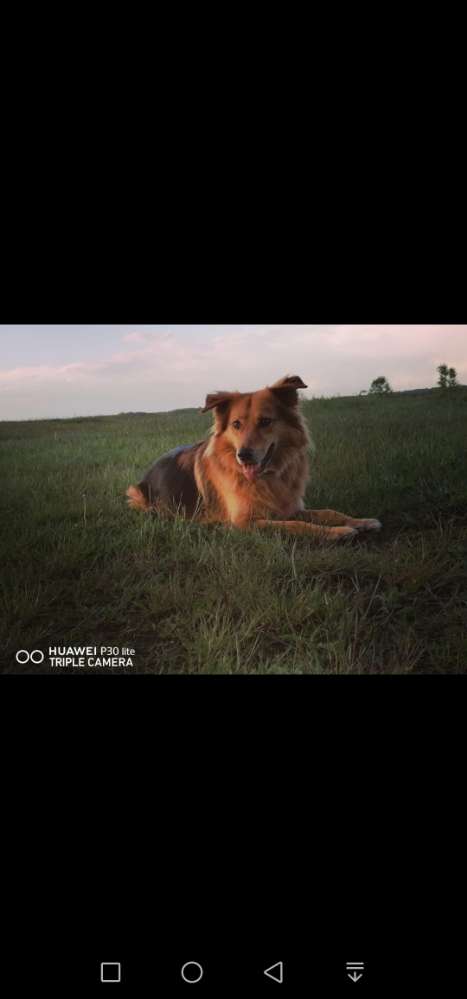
[238,448,255,464]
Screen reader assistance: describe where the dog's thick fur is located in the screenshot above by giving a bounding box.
[126,375,381,541]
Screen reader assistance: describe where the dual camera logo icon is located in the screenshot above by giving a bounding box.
[15,649,45,664]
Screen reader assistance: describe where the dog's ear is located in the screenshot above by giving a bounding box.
[269,374,307,407]
[201,391,234,414]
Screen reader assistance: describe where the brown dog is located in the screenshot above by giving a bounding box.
[126,375,381,540]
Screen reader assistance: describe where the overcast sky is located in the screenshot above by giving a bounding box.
[0,325,466,420]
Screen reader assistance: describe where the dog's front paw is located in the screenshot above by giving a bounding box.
[332,526,358,541]
[355,518,382,532]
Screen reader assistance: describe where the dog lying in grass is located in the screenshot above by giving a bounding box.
[127,375,381,541]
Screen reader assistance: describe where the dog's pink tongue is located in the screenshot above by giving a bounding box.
[242,464,260,481]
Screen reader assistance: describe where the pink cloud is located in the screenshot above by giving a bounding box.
[332,325,467,361]
[2,327,467,392]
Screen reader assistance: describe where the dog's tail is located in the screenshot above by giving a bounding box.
[126,484,151,511]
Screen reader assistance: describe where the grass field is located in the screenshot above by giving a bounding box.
[1,390,467,673]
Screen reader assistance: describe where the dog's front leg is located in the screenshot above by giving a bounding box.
[298,509,382,532]
[253,518,357,541]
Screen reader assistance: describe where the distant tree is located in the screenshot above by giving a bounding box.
[369,376,392,395]
[437,364,448,388]
[437,364,449,389]
[437,364,458,389]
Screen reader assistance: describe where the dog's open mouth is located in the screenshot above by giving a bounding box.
[239,443,275,481]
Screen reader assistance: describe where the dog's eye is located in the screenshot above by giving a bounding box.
[232,420,242,430]
[258,417,273,428]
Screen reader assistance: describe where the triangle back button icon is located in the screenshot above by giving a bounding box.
[264,961,284,983]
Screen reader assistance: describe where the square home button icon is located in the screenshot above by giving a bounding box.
[100,962,121,983]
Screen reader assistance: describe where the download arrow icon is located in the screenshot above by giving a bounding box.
[346,961,364,982]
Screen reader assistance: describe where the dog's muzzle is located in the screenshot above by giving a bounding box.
[237,443,275,481]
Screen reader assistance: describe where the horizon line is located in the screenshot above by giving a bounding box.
[2,385,465,424]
